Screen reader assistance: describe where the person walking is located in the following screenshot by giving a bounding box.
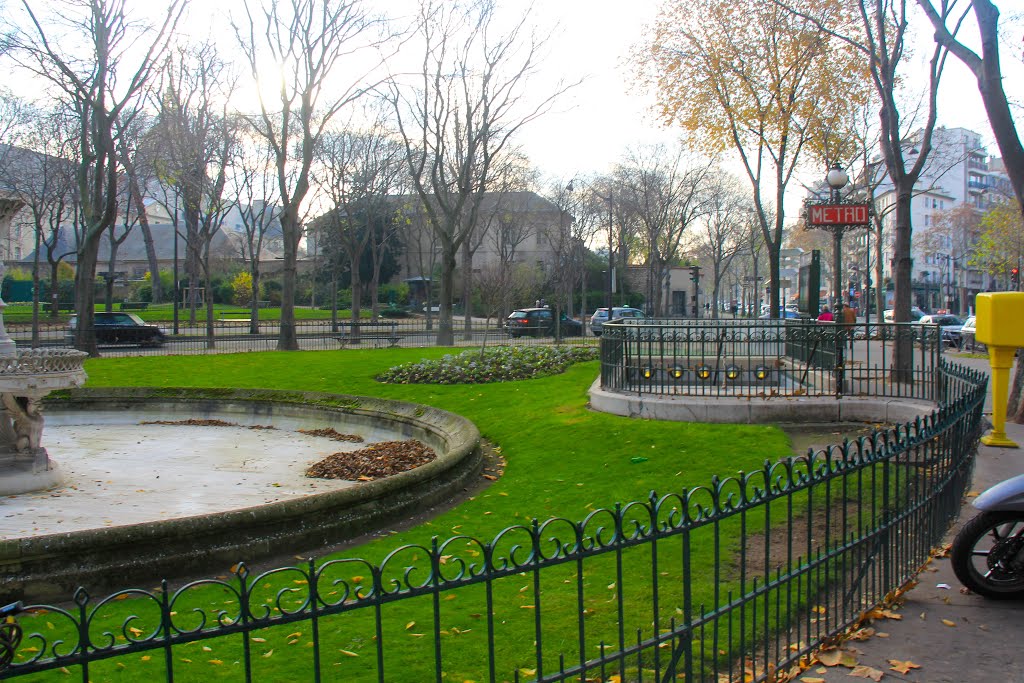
[817,305,834,322]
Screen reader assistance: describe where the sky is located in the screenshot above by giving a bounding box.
[4,0,1020,217]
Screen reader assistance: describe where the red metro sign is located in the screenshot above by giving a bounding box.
[807,204,871,227]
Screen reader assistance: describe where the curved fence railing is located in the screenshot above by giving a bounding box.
[600,319,944,400]
[0,361,987,682]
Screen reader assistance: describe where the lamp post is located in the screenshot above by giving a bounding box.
[825,162,849,317]
[605,193,613,321]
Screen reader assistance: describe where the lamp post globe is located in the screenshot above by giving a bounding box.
[826,163,849,316]
[826,163,849,193]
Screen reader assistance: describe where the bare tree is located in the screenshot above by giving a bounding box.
[234,0,387,350]
[687,173,749,319]
[117,112,163,304]
[314,113,404,337]
[613,144,714,317]
[231,132,281,334]
[13,0,183,355]
[388,0,574,345]
[0,104,76,341]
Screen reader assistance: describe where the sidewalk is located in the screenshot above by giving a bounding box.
[809,418,1024,683]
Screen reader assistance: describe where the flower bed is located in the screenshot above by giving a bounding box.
[377,345,599,384]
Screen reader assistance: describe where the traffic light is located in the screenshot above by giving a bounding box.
[690,265,701,283]
[1012,267,1020,290]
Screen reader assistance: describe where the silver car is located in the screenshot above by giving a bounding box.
[919,314,964,349]
[590,307,645,336]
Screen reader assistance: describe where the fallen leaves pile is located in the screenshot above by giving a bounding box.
[141,418,238,427]
[298,427,365,442]
[141,418,276,430]
[306,440,436,481]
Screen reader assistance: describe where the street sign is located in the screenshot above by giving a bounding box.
[807,204,870,226]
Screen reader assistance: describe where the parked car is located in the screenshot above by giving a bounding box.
[883,306,926,322]
[919,314,964,349]
[504,308,583,338]
[589,307,645,336]
[960,315,980,350]
[758,310,802,320]
[66,312,168,347]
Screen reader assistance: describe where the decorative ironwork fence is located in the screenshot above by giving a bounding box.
[600,319,943,400]
[0,361,986,682]
[9,318,596,356]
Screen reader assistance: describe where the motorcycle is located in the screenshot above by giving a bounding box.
[951,473,1024,599]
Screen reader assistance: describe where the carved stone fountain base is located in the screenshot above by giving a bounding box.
[0,349,87,495]
[0,448,63,495]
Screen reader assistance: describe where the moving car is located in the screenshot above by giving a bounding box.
[589,307,645,336]
[505,308,583,338]
[919,314,964,349]
[67,312,168,347]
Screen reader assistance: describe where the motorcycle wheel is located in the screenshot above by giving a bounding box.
[951,511,1024,599]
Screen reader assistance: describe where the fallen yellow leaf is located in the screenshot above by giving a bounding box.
[208,659,224,665]
[340,650,359,657]
[849,664,884,681]
[262,650,274,658]
[942,618,957,627]
[889,659,921,674]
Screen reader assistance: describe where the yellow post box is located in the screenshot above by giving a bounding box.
[975,292,1024,447]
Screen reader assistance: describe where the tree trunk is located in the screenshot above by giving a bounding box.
[437,247,456,346]
[129,176,162,304]
[203,250,215,350]
[461,240,473,341]
[351,252,363,342]
[277,208,300,351]
[31,227,41,347]
[73,239,101,357]
[249,268,261,336]
[891,186,915,382]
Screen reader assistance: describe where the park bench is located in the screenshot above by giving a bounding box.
[42,303,75,314]
[335,321,402,347]
[218,310,252,323]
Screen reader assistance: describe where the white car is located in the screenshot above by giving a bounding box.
[883,306,926,322]
[590,307,645,336]
[960,315,980,350]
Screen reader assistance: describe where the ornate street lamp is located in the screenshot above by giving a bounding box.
[825,162,850,317]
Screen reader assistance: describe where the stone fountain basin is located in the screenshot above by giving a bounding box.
[0,388,482,602]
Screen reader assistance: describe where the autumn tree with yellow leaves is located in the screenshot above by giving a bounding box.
[641,0,867,318]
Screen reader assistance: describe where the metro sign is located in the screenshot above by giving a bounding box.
[807,204,871,227]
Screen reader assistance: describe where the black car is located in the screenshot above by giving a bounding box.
[67,312,168,347]
[505,308,583,338]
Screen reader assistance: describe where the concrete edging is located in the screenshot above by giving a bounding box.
[1,388,482,601]
[589,379,935,424]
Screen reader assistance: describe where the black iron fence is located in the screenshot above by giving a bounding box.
[600,319,943,400]
[8,317,597,356]
[0,360,986,682]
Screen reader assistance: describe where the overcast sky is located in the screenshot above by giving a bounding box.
[523,0,1023,195]
[5,0,1020,214]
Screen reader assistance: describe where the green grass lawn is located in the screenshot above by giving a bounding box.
[20,349,801,681]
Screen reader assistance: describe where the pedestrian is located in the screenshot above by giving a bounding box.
[817,305,834,322]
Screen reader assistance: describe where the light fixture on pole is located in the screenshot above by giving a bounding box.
[825,162,849,317]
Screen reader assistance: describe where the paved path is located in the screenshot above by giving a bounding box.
[810,393,1024,683]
